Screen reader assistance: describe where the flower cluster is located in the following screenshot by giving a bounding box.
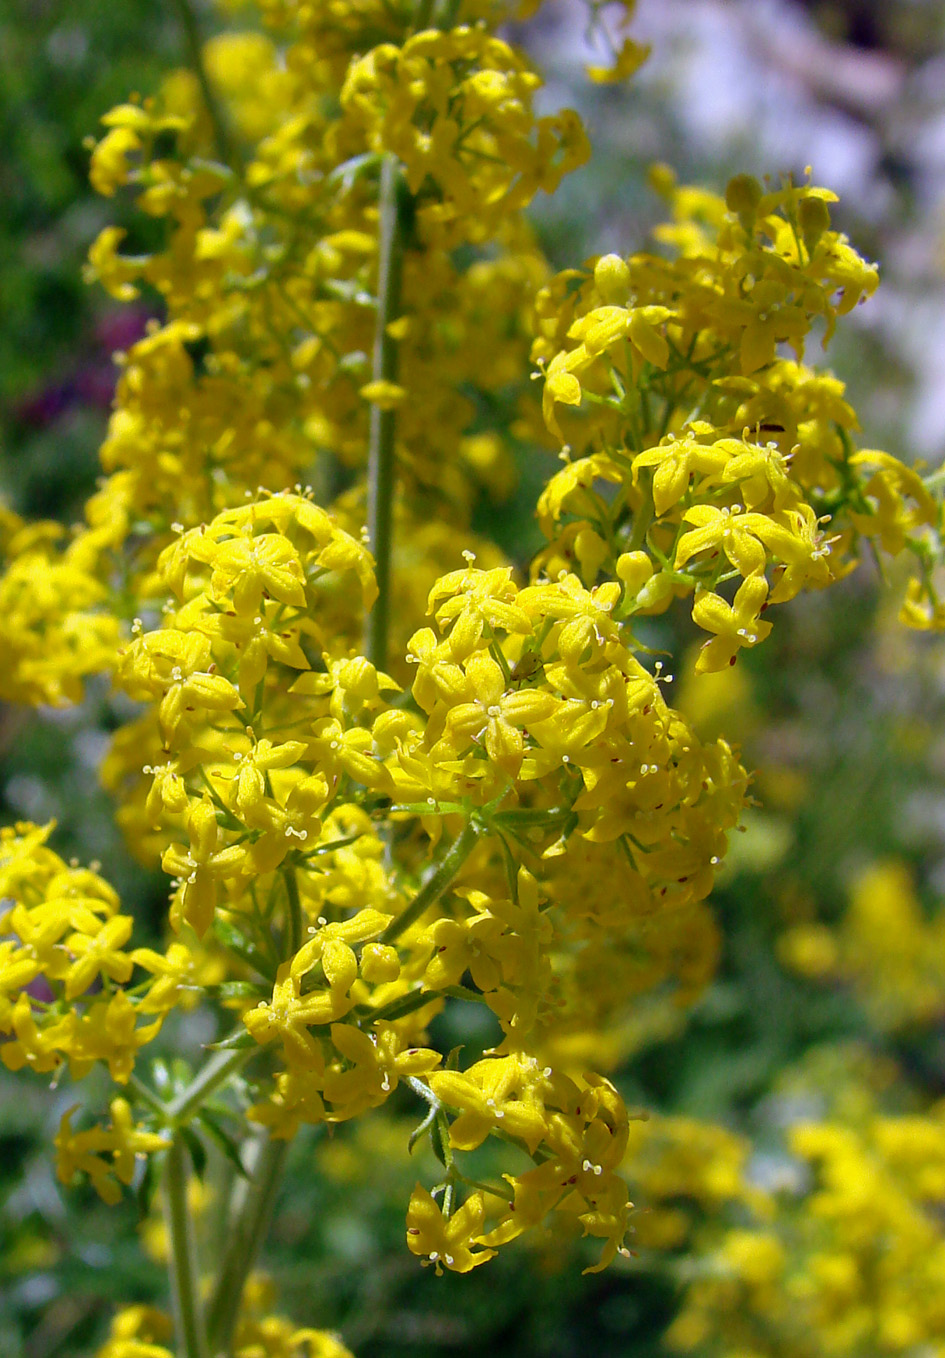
[341,27,589,247]
[1,0,941,1353]
[533,174,943,670]
[95,1294,353,1358]
[0,823,162,1084]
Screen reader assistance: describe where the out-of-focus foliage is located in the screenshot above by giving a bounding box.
[0,0,181,523]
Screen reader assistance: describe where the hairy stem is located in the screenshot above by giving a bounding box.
[164,1134,209,1358]
[364,153,406,671]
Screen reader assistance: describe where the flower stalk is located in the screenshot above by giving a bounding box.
[169,0,241,174]
[205,1132,289,1356]
[166,1047,254,1125]
[164,1133,209,1358]
[364,153,406,672]
[381,819,482,944]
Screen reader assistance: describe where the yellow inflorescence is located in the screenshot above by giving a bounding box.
[3,0,945,1350]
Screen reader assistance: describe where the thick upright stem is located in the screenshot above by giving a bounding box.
[170,0,241,174]
[164,1134,209,1358]
[364,154,406,672]
[205,1133,289,1357]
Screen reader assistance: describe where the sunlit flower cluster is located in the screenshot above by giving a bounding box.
[533,174,942,670]
[2,0,944,1353]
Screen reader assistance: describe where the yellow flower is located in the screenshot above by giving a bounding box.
[405,1185,496,1273]
[430,1055,550,1153]
[95,1304,174,1358]
[69,992,162,1083]
[586,37,651,85]
[359,380,407,409]
[691,575,773,672]
[321,1023,440,1116]
[162,798,248,937]
[438,650,557,776]
[63,914,134,1000]
[244,970,338,1067]
[54,1101,168,1206]
[2,995,75,1075]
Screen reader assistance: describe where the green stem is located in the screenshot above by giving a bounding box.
[282,864,302,961]
[406,1074,439,1107]
[170,0,241,174]
[364,154,406,672]
[356,986,435,1022]
[127,1071,168,1117]
[167,1047,254,1125]
[437,1111,456,1215]
[493,806,569,827]
[381,819,481,944]
[628,476,654,552]
[205,1133,289,1356]
[922,464,945,492]
[164,1134,209,1358]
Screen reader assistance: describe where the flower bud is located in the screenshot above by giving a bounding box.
[593,253,630,304]
[575,527,608,578]
[725,174,762,231]
[616,550,654,595]
[361,943,401,984]
[635,570,675,611]
[798,195,831,256]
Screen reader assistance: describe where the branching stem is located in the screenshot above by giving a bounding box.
[166,1047,254,1125]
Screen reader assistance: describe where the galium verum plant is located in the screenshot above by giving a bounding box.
[1,1,943,1354]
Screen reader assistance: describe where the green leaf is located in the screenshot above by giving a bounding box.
[430,1121,448,1168]
[407,1105,437,1155]
[197,1110,249,1178]
[179,1125,208,1179]
[212,918,276,981]
[204,981,269,1001]
[135,1154,157,1220]
[205,1029,257,1052]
